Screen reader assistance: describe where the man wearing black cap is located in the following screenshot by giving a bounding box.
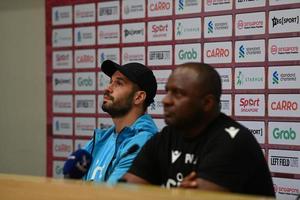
[83,60,158,184]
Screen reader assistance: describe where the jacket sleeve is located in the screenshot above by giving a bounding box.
[106,131,155,185]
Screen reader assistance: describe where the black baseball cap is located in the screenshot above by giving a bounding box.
[101,60,157,106]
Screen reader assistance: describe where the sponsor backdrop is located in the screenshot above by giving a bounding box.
[46,0,300,198]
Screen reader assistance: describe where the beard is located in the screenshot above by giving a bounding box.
[101,91,135,118]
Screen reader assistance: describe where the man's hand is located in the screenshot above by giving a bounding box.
[180,171,229,192]
[179,171,198,188]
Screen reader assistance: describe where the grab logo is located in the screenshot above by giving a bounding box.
[269,122,300,145]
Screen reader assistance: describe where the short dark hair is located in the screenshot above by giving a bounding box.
[178,62,222,103]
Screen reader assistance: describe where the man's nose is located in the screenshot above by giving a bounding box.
[162,93,172,106]
[104,83,113,93]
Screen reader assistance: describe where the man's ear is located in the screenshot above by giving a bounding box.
[203,94,216,112]
[134,91,146,106]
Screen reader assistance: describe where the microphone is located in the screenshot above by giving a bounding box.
[63,149,92,179]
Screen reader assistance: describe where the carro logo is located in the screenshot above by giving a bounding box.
[268,94,300,117]
[150,1,171,11]
[206,48,229,57]
[76,55,94,63]
[271,101,298,111]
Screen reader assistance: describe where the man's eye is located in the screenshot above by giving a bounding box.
[115,80,123,86]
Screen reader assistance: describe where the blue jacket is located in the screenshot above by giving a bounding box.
[84,114,158,184]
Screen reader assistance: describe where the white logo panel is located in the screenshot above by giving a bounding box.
[269,9,300,34]
[52,28,72,47]
[75,49,96,69]
[235,94,265,116]
[234,67,265,89]
[53,117,73,136]
[148,45,172,66]
[53,139,73,158]
[220,94,232,116]
[204,15,232,38]
[235,40,265,62]
[269,37,300,61]
[269,149,300,174]
[52,51,72,69]
[273,177,300,200]
[175,0,201,15]
[98,24,120,45]
[175,18,201,40]
[204,42,232,64]
[204,0,232,12]
[74,3,96,24]
[98,48,119,67]
[148,0,172,17]
[122,22,145,43]
[122,46,145,65]
[75,117,96,136]
[270,0,300,5]
[53,95,73,113]
[215,68,232,90]
[268,94,300,117]
[235,0,265,9]
[74,26,96,46]
[75,95,96,114]
[175,43,201,65]
[148,20,173,42]
[268,66,300,89]
[52,6,72,25]
[238,121,265,144]
[53,73,72,91]
[75,72,96,91]
[269,122,300,145]
[122,0,145,19]
[98,1,120,22]
[235,12,265,36]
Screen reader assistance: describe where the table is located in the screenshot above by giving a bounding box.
[0,173,274,200]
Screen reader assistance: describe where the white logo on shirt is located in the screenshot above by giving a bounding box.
[225,127,240,139]
[185,153,197,164]
[165,173,183,188]
[90,165,104,180]
[171,150,181,163]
